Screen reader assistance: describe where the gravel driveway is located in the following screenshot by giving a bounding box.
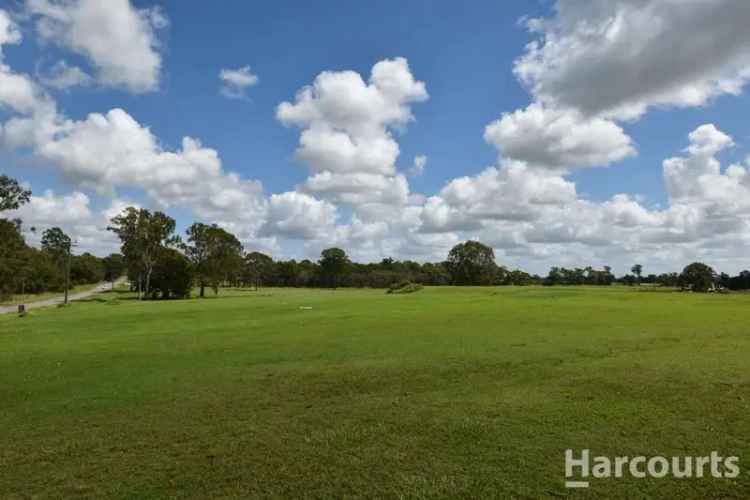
[0,278,127,315]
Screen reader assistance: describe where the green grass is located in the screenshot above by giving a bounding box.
[0,282,101,306]
[1,286,749,499]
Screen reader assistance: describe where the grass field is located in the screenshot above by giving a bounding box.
[1,286,749,499]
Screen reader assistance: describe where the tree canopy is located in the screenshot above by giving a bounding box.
[183,222,243,297]
[0,175,31,213]
[446,241,497,285]
[108,207,178,299]
[41,227,72,263]
[680,262,716,292]
[319,247,350,288]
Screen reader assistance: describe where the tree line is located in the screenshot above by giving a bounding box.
[0,175,124,301]
[1,173,748,301]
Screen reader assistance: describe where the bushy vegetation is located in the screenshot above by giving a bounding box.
[386,280,423,294]
[4,174,750,303]
[149,248,193,299]
[0,177,118,301]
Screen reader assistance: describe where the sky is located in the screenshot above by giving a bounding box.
[2,0,750,275]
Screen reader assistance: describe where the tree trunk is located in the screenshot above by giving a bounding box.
[144,267,152,301]
[200,282,205,298]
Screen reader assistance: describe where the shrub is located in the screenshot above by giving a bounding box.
[386,281,423,294]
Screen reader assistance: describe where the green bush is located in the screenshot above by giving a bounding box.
[386,281,423,294]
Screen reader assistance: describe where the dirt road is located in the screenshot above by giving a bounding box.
[0,279,126,315]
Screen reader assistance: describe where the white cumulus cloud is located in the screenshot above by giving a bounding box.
[219,66,259,100]
[277,57,427,210]
[26,0,165,93]
[515,0,750,120]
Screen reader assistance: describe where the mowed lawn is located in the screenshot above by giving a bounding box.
[1,286,749,499]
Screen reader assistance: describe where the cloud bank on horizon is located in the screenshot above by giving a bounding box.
[2,0,750,274]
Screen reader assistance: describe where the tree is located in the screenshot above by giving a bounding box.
[183,223,243,296]
[102,254,126,288]
[41,227,73,304]
[631,264,643,285]
[149,248,193,299]
[244,252,274,290]
[275,259,300,287]
[0,218,28,300]
[0,175,31,212]
[680,262,716,292]
[319,248,349,288]
[70,253,105,285]
[446,241,497,285]
[183,223,212,297]
[41,227,71,261]
[208,227,243,294]
[108,207,177,300]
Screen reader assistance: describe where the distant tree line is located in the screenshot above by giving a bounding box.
[3,173,750,301]
[0,175,124,301]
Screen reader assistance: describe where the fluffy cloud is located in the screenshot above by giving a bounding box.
[664,124,735,203]
[0,11,40,114]
[6,190,124,255]
[260,191,337,240]
[418,123,750,274]
[277,57,427,208]
[0,9,60,156]
[0,9,21,48]
[11,189,92,225]
[484,104,635,170]
[219,66,259,100]
[26,0,165,93]
[30,109,266,229]
[655,124,750,244]
[420,161,577,232]
[38,60,92,89]
[515,0,750,120]
[4,1,750,274]
[0,11,267,249]
[2,91,267,240]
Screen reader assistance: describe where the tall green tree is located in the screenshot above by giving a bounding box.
[41,227,72,263]
[183,223,243,297]
[183,223,213,297]
[0,176,32,300]
[41,227,73,303]
[108,207,177,299]
[149,248,193,300]
[680,262,716,292]
[208,227,243,294]
[319,247,349,289]
[70,253,105,285]
[0,219,27,301]
[244,251,274,290]
[446,241,497,285]
[0,174,31,212]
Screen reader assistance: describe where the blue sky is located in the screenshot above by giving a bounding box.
[5,1,540,194]
[3,0,750,274]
